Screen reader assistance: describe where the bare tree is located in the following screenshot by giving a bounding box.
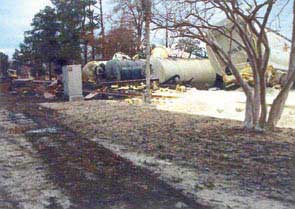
[113,0,145,51]
[268,0,295,128]
[160,0,293,130]
[104,24,138,59]
[152,0,177,48]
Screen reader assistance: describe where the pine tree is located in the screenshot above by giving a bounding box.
[28,6,60,79]
[51,0,83,64]
[0,52,9,78]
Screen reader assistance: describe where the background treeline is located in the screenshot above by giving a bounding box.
[11,0,143,79]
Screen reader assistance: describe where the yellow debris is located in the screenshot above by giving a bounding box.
[152,81,159,90]
[223,65,279,87]
[111,85,119,89]
[125,98,143,105]
[176,85,186,92]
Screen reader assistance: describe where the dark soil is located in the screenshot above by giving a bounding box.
[0,94,207,209]
[41,99,295,205]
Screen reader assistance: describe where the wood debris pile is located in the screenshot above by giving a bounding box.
[9,79,62,99]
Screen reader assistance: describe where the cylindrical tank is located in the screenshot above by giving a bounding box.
[82,61,107,82]
[105,60,145,81]
[267,31,290,71]
[151,58,216,88]
[207,19,291,75]
[151,46,169,59]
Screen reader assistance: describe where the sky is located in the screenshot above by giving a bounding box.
[0,0,113,59]
[0,0,53,57]
[0,0,293,59]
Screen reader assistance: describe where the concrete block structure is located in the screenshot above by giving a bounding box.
[63,65,84,101]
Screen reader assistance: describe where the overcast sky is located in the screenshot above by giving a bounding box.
[0,0,52,57]
[0,0,292,59]
[0,0,113,58]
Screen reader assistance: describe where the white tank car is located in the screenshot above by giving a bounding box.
[151,58,216,88]
[206,19,291,76]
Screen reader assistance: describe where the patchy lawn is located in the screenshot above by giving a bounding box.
[43,100,295,209]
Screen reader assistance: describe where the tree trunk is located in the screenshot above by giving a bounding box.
[268,69,295,128]
[99,0,106,59]
[137,28,142,52]
[88,2,96,61]
[84,42,88,65]
[212,46,257,129]
[259,70,267,128]
[244,92,254,129]
[253,83,261,128]
[165,17,169,48]
[92,45,95,60]
[143,0,151,103]
[267,0,295,129]
[267,88,290,128]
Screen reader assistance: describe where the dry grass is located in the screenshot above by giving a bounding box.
[43,99,295,204]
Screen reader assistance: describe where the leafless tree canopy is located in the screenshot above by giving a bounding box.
[154,0,295,130]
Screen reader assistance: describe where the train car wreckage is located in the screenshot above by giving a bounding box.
[82,50,217,89]
[5,19,291,100]
[83,19,290,93]
[206,19,291,88]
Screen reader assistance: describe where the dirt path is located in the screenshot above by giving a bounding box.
[0,109,71,209]
[0,95,206,209]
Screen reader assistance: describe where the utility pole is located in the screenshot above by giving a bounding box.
[143,0,152,103]
[165,0,169,48]
[99,0,106,59]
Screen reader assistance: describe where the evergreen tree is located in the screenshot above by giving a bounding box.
[79,0,100,63]
[13,0,103,75]
[51,0,83,64]
[28,6,60,78]
[51,0,100,64]
[0,52,9,78]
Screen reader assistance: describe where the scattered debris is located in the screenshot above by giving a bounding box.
[44,92,56,99]
[207,18,290,88]
[0,77,11,93]
[9,78,62,99]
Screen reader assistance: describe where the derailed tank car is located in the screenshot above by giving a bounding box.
[206,18,291,87]
[151,58,217,89]
[82,61,107,83]
[105,59,145,81]
[84,58,218,89]
[83,59,146,84]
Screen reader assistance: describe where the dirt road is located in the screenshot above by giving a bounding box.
[0,95,206,209]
